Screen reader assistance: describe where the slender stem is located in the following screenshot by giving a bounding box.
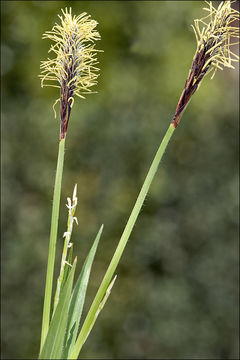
[52,230,69,316]
[40,138,66,351]
[70,123,175,359]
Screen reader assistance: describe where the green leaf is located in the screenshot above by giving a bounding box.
[80,274,117,347]
[39,258,77,359]
[69,274,117,359]
[62,225,104,359]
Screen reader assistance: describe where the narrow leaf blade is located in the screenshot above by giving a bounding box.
[69,274,117,359]
[81,274,117,347]
[62,225,103,358]
[39,258,77,359]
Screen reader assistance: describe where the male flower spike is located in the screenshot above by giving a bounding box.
[172,1,239,128]
[40,8,101,139]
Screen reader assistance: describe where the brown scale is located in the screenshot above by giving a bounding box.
[172,43,212,128]
[60,36,78,139]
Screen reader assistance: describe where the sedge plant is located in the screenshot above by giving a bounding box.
[39,2,239,359]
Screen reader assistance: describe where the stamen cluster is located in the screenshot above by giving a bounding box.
[40,8,101,138]
[172,1,239,127]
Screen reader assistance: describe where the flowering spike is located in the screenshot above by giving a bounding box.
[172,1,239,128]
[53,184,78,315]
[40,8,101,139]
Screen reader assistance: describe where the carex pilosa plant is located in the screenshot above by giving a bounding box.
[39,2,239,359]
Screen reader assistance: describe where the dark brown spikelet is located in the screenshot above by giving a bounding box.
[172,1,239,128]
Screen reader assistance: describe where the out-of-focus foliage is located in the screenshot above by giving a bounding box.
[1,1,239,359]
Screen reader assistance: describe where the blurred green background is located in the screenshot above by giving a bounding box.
[1,1,239,359]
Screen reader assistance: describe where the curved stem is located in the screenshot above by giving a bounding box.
[40,138,65,351]
[70,123,175,359]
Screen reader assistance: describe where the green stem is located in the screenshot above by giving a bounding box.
[70,123,175,359]
[40,138,66,352]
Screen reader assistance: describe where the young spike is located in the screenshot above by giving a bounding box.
[40,8,101,139]
[172,0,239,128]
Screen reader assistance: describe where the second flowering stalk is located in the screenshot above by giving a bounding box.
[69,1,240,357]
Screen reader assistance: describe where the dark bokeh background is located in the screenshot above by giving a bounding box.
[1,1,239,359]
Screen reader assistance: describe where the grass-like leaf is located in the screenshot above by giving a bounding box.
[81,274,117,346]
[69,274,117,359]
[62,225,104,358]
[39,258,77,359]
